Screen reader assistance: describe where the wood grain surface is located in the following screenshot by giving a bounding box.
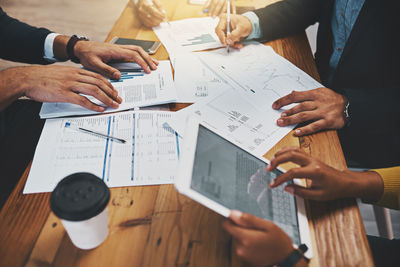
[0,0,373,266]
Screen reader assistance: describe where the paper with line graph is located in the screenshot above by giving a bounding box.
[39,61,177,119]
[24,111,178,194]
[196,42,322,112]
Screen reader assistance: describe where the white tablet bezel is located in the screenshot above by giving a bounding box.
[175,115,313,258]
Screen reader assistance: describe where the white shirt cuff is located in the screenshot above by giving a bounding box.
[44,33,61,62]
[242,11,262,40]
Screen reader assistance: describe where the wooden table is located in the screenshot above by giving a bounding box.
[0,1,374,266]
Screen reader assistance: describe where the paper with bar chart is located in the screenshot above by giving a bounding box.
[39,61,177,118]
[153,17,223,56]
[24,111,179,193]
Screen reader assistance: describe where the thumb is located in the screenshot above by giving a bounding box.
[230,210,272,230]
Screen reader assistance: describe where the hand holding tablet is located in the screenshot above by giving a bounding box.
[175,116,312,258]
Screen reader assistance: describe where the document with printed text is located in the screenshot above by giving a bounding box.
[24,111,179,194]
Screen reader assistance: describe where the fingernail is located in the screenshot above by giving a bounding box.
[227,39,232,45]
[113,72,120,80]
[231,210,242,219]
[269,180,275,187]
[113,101,119,107]
[281,113,287,117]
[272,102,278,109]
[117,96,122,103]
[277,119,284,125]
[295,129,301,135]
[285,187,294,194]
[98,107,106,112]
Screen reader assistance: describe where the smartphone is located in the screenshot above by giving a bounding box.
[110,37,161,54]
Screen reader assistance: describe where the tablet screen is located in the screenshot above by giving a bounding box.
[191,125,301,244]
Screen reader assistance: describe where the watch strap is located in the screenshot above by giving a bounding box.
[278,244,308,267]
[67,35,89,63]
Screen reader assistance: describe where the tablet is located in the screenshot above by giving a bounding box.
[176,116,312,258]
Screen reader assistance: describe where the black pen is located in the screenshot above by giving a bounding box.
[65,122,126,144]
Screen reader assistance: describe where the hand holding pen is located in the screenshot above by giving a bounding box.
[215,13,253,50]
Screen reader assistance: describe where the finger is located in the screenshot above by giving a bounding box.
[294,119,327,136]
[227,26,243,45]
[114,47,151,73]
[230,210,273,230]
[281,101,316,117]
[284,184,323,200]
[152,0,166,16]
[232,3,236,14]
[130,46,157,70]
[71,83,119,109]
[143,2,165,20]
[78,69,115,92]
[270,166,314,188]
[268,149,311,173]
[77,73,121,103]
[215,15,228,45]
[222,219,262,242]
[65,92,106,112]
[85,57,121,80]
[277,110,320,127]
[273,146,302,158]
[272,90,314,110]
[139,13,163,27]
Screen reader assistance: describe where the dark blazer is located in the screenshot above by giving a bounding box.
[254,0,400,168]
[0,6,52,64]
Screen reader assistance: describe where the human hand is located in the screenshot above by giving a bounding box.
[135,0,166,28]
[272,87,348,136]
[267,147,384,201]
[215,14,252,49]
[204,0,236,18]
[222,210,296,266]
[11,65,121,112]
[74,41,158,80]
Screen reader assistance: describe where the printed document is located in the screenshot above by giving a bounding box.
[173,51,230,102]
[24,111,179,194]
[40,61,177,118]
[153,17,223,57]
[196,42,322,112]
[167,43,322,156]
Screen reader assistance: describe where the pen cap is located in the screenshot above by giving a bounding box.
[50,173,110,221]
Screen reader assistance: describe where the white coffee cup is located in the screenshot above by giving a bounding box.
[50,173,110,250]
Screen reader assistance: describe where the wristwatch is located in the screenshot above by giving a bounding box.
[278,244,309,267]
[67,35,89,63]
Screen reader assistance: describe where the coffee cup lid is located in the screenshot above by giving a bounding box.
[50,173,110,221]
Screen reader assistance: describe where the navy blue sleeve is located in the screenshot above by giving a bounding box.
[0,7,52,64]
[253,0,321,42]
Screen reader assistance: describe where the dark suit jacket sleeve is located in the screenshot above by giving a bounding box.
[253,0,321,42]
[343,87,400,130]
[0,7,52,64]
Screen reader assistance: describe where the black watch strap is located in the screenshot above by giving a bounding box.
[67,35,89,63]
[278,244,308,267]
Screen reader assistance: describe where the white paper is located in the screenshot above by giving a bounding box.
[168,89,293,157]
[24,111,179,194]
[40,61,177,118]
[196,42,322,112]
[173,51,231,102]
[167,43,322,157]
[153,17,223,58]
